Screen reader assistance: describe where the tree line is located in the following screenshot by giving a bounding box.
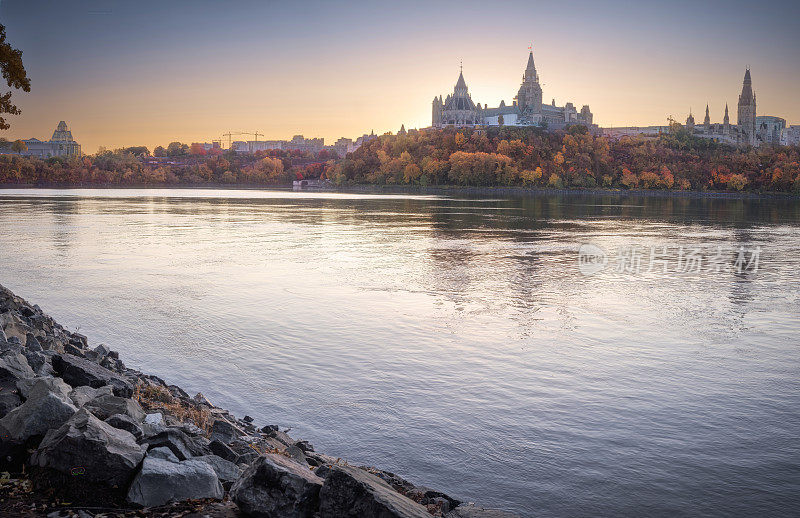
[321,126,800,193]
[1,128,799,192]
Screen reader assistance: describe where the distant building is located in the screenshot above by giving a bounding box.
[682,69,780,146]
[755,116,786,145]
[782,125,800,146]
[3,121,82,158]
[602,126,669,139]
[233,135,325,154]
[432,50,595,131]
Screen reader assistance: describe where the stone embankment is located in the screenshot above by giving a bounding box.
[0,284,519,518]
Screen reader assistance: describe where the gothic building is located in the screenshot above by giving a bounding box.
[432,50,594,130]
[685,68,771,146]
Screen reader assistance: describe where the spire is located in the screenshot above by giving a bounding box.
[723,103,730,125]
[739,68,754,105]
[523,51,538,82]
[455,70,467,91]
[704,104,710,126]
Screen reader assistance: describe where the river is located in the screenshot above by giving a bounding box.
[1,188,798,517]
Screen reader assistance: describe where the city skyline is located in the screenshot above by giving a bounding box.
[1,0,799,153]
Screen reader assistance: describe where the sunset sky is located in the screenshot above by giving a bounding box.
[1,0,798,153]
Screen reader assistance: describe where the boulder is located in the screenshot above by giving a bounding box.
[192,454,243,488]
[105,413,144,440]
[1,312,30,345]
[51,354,133,397]
[145,428,209,460]
[127,455,223,507]
[0,391,77,442]
[211,418,242,444]
[0,385,21,419]
[318,465,431,518]
[209,438,238,462]
[84,393,145,421]
[294,440,314,453]
[230,453,324,518]
[445,504,521,518]
[16,376,71,401]
[93,344,110,358]
[286,444,308,465]
[148,446,180,462]
[30,408,145,491]
[144,412,164,426]
[68,385,114,407]
[0,351,35,380]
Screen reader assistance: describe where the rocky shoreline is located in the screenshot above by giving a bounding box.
[0,284,518,518]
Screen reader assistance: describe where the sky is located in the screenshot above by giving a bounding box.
[1,0,798,154]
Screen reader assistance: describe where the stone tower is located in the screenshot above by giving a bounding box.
[514,51,543,114]
[432,95,443,127]
[737,68,757,145]
[723,103,730,132]
[704,105,711,130]
[686,110,695,132]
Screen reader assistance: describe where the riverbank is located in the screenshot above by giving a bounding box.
[0,284,518,517]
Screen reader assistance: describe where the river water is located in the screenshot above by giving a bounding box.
[0,188,798,517]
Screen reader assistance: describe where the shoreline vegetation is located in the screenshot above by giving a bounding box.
[1,126,800,196]
[0,283,519,517]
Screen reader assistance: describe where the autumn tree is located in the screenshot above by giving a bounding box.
[11,139,26,153]
[0,24,31,130]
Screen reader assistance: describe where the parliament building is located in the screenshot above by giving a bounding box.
[432,50,594,130]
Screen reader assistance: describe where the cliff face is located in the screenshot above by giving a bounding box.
[0,284,519,518]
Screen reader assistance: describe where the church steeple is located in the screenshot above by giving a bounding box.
[704,104,710,129]
[723,103,730,127]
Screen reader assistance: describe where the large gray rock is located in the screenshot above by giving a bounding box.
[0,390,77,441]
[0,350,35,380]
[209,438,238,462]
[105,413,144,440]
[68,385,114,407]
[318,465,431,518]
[145,428,210,460]
[84,393,145,421]
[193,454,243,488]
[51,354,133,397]
[445,504,521,518]
[0,312,31,345]
[127,455,223,507]
[21,349,49,375]
[30,408,144,489]
[211,418,243,444]
[231,453,324,518]
[16,376,71,401]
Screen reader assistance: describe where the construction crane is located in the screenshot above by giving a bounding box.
[221,131,264,150]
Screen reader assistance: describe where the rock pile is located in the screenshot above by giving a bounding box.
[0,284,519,517]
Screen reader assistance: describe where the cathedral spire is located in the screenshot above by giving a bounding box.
[704,104,710,127]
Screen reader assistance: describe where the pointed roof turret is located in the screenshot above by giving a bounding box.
[704,105,710,126]
[739,68,754,105]
[724,103,730,124]
[523,51,538,82]
[455,70,468,91]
